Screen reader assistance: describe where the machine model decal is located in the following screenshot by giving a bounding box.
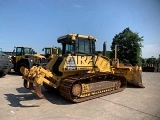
[66,57,77,70]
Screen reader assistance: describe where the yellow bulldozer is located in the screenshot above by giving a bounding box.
[11,46,47,74]
[21,34,144,102]
[42,46,59,62]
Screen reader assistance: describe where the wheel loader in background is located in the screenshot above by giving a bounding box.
[21,34,144,102]
[0,48,13,77]
[11,46,47,74]
[42,46,59,62]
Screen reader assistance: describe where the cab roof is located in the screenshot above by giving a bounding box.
[57,34,97,43]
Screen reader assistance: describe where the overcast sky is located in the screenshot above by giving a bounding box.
[0,0,160,58]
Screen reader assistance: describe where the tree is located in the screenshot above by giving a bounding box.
[146,56,157,66]
[110,28,143,66]
[95,50,111,58]
[142,58,147,67]
[57,47,62,55]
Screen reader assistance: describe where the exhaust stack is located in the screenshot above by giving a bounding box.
[103,42,106,56]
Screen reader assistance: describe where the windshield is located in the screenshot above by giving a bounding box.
[52,48,57,54]
[44,48,51,55]
[16,47,32,55]
[76,37,95,55]
[65,44,74,54]
[61,37,95,55]
[44,48,57,55]
[78,38,91,54]
[24,48,32,54]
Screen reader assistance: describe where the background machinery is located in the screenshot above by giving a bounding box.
[11,46,47,74]
[42,46,58,62]
[21,34,144,102]
[0,48,13,77]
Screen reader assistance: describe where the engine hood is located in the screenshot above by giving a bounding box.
[25,54,45,58]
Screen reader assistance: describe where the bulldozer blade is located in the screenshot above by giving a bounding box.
[35,86,45,99]
[128,71,145,88]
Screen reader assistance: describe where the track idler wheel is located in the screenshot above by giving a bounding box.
[72,84,82,97]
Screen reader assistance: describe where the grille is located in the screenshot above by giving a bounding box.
[40,58,46,63]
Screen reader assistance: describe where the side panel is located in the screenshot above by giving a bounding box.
[95,56,111,72]
[59,55,94,72]
[58,55,111,73]
[45,56,59,71]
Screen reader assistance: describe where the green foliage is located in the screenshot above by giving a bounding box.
[142,56,160,67]
[95,51,111,58]
[146,57,156,65]
[95,51,101,54]
[106,51,111,58]
[58,47,62,55]
[141,58,147,67]
[145,56,160,67]
[110,28,143,66]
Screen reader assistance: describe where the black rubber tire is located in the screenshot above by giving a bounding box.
[0,71,7,77]
[18,63,28,75]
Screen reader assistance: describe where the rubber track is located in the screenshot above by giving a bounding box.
[59,73,127,102]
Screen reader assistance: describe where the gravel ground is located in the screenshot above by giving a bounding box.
[0,72,160,120]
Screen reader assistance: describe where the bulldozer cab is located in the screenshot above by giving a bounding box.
[57,34,96,56]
